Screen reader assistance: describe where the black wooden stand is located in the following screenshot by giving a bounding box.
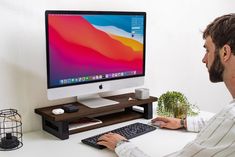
[35,93,157,140]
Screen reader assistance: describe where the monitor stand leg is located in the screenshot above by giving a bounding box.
[42,117,69,140]
[140,103,153,119]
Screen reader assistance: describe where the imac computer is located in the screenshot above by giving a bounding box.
[45,10,146,108]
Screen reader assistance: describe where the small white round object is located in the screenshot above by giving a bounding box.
[52,108,64,115]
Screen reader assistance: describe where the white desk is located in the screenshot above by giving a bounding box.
[1,111,215,157]
[0,118,198,157]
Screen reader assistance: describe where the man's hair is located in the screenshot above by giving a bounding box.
[203,13,235,55]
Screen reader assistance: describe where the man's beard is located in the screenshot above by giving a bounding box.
[209,49,225,82]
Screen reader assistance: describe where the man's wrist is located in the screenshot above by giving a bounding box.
[180,119,186,129]
[115,139,129,148]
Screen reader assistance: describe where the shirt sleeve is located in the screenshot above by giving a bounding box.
[115,142,150,157]
[186,114,212,132]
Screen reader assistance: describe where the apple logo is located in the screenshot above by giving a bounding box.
[99,84,103,89]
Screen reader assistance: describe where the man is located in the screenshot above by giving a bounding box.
[97,13,235,157]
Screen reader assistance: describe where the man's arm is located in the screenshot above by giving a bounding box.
[151,115,211,132]
[151,117,186,129]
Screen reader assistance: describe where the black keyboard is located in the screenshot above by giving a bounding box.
[81,122,156,149]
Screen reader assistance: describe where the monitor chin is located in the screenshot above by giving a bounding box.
[48,77,145,102]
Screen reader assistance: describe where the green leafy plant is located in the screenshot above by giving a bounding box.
[157,91,199,119]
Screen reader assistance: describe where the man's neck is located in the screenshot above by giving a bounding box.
[223,55,235,98]
[224,76,235,99]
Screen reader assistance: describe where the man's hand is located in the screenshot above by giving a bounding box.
[151,117,186,129]
[97,132,127,151]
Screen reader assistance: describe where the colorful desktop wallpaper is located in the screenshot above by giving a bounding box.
[48,14,145,87]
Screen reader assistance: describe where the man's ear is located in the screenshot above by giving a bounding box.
[221,44,232,62]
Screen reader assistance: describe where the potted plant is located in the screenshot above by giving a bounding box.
[157,91,199,119]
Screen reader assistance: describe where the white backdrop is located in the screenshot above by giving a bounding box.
[0,0,234,132]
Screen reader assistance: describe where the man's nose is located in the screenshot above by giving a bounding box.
[202,54,207,63]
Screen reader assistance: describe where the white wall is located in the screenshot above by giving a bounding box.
[0,0,234,132]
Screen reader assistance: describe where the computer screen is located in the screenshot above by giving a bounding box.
[45,10,146,107]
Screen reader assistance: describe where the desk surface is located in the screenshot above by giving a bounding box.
[0,111,214,157]
[0,119,198,157]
